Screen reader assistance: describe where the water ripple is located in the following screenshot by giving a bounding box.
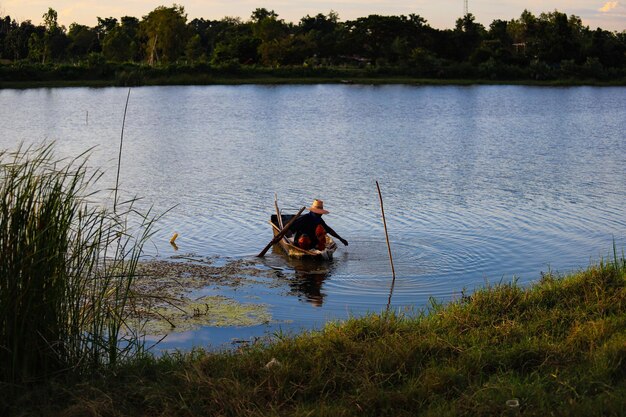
[0,85,624,347]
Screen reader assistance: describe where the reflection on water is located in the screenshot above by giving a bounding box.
[0,84,625,350]
[275,250,333,307]
[291,271,327,307]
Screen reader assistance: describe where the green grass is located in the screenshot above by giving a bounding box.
[0,144,156,387]
[5,250,625,416]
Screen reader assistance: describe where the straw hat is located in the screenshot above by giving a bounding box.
[309,199,329,215]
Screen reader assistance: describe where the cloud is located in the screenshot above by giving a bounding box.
[599,1,618,12]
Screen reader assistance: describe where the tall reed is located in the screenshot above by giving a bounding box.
[0,143,155,385]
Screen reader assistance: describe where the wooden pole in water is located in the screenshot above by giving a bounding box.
[257,206,306,257]
[275,193,285,229]
[376,181,396,312]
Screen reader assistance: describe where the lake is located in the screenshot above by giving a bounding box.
[1,84,625,350]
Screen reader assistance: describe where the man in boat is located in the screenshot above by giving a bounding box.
[291,199,348,250]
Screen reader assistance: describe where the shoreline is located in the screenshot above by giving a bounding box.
[2,76,625,89]
[5,254,625,416]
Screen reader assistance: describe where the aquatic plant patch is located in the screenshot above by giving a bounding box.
[130,258,277,334]
[138,295,271,334]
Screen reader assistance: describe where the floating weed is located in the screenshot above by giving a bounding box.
[138,295,271,335]
[135,258,276,290]
[129,258,277,335]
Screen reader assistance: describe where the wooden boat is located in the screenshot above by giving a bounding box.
[270,214,337,260]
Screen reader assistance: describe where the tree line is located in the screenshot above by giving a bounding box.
[0,5,625,81]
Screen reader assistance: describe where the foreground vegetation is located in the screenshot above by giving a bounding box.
[1,6,625,86]
[1,143,625,416]
[0,144,155,390]
[4,252,625,416]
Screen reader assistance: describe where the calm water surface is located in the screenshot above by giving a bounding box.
[1,84,625,350]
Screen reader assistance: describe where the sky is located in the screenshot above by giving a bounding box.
[1,0,625,32]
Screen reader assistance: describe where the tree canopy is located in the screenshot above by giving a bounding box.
[0,5,624,80]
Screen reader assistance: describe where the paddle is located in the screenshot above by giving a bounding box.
[257,206,306,257]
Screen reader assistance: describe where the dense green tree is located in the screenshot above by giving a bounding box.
[188,18,212,51]
[67,24,99,58]
[257,32,316,66]
[121,16,140,34]
[408,47,440,76]
[250,8,290,65]
[251,9,285,41]
[0,16,10,36]
[506,10,535,57]
[340,14,431,64]
[188,17,243,59]
[121,16,141,60]
[468,20,518,67]
[185,34,205,61]
[535,11,582,63]
[36,8,69,63]
[101,16,140,62]
[209,16,260,65]
[211,35,260,65]
[250,8,278,22]
[2,20,37,60]
[298,11,341,60]
[454,14,486,61]
[0,16,15,59]
[588,28,625,68]
[140,4,189,64]
[23,8,67,63]
[299,11,338,34]
[42,8,58,32]
[0,7,623,80]
[102,26,133,62]
[27,31,45,62]
[96,17,118,39]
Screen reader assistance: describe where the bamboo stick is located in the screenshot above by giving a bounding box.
[376,181,396,312]
[275,194,285,230]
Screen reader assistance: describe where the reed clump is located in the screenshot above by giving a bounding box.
[10,249,626,416]
[0,144,155,390]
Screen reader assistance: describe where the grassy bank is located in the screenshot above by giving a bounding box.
[2,76,625,89]
[1,62,625,89]
[5,252,625,416]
